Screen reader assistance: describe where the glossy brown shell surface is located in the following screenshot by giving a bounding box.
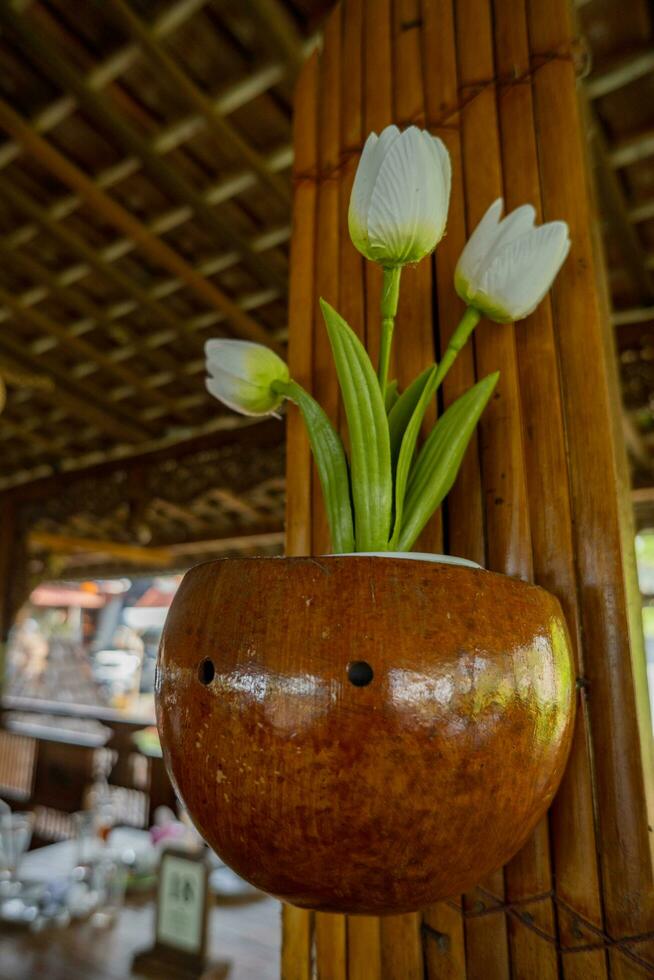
[155,556,575,915]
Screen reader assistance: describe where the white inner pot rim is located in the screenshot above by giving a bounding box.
[324,552,483,570]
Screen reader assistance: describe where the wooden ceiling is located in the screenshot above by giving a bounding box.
[0,0,327,491]
[0,0,653,510]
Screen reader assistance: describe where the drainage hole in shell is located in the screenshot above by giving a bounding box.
[347,660,374,687]
[198,658,215,685]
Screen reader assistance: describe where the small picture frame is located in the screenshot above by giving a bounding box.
[133,846,212,978]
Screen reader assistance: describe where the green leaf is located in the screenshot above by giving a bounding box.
[390,365,438,548]
[385,379,399,414]
[272,379,354,553]
[396,372,499,551]
[387,365,435,468]
[320,298,392,551]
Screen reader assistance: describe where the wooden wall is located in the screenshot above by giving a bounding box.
[283,0,654,976]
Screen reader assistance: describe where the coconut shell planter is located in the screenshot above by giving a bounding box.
[156,554,575,915]
[156,124,576,914]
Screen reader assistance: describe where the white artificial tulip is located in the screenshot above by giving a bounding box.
[348,124,451,267]
[455,198,570,323]
[205,339,289,417]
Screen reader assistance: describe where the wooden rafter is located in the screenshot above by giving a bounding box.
[0,332,147,444]
[0,96,283,353]
[0,5,285,296]
[247,0,307,74]
[28,531,175,568]
[586,47,654,100]
[586,105,654,302]
[106,0,290,206]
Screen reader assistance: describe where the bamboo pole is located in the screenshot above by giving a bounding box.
[528,2,654,974]
[493,1,608,977]
[312,5,343,564]
[281,47,319,980]
[313,10,349,976]
[421,0,480,971]
[338,3,383,976]
[454,0,546,976]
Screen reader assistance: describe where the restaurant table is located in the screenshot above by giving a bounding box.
[0,836,281,980]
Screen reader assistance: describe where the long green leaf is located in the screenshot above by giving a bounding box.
[396,372,499,551]
[319,299,392,551]
[387,365,435,467]
[272,378,354,553]
[390,365,438,548]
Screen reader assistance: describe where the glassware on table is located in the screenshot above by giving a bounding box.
[90,856,126,927]
[73,810,103,869]
[0,810,34,893]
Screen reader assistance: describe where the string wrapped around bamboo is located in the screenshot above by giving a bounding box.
[281,47,319,980]
[493,1,608,976]
[528,0,654,972]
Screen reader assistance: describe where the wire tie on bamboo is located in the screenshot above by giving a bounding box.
[293,40,590,189]
[428,886,654,970]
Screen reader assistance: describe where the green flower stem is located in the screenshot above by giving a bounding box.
[432,305,481,391]
[378,266,402,402]
[400,306,481,431]
[272,378,354,554]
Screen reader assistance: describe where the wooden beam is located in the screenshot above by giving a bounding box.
[0,0,208,172]
[0,335,148,444]
[609,127,654,169]
[612,307,654,326]
[106,0,290,205]
[168,530,285,555]
[0,277,185,424]
[629,198,654,224]
[623,411,652,470]
[247,0,306,75]
[28,531,175,567]
[2,417,284,497]
[585,48,654,100]
[0,4,285,296]
[0,96,283,353]
[0,175,204,353]
[587,108,654,300]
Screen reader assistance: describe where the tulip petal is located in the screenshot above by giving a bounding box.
[349,125,401,255]
[205,339,288,416]
[421,132,451,242]
[455,198,504,292]
[367,127,447,264]
[481,221,571,320]
[205,373,281,417]
[477,203,536,277]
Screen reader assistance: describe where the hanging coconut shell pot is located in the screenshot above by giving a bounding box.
[155,553,575,915]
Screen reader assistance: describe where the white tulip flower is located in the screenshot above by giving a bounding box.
[455,198,570,323]
[348,124,451,267]
[205,340,289,417]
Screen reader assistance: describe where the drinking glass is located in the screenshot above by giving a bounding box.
[0,811,34,894]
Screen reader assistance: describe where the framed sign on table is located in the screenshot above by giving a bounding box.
[133,846,228,979]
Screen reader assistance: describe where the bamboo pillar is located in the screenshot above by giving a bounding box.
[283,0,654,977]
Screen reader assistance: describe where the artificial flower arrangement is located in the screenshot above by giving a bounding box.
[156,124,576,916]
[205,124,570,555]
